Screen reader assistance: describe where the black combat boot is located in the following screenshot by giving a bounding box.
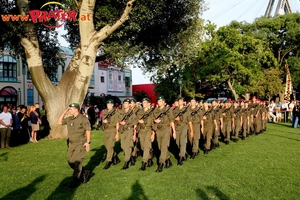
[147,159,154,167]
[204,149,209,154]
[121,161,130,170]
[165,158,173,168]
[139,162,147,171]
[82,170,90,183]
[177,157,184,165]
[155,163,164,172]
[190,152,196,159]
[103,161,112,170]
[113,155,121,165]
[130,155,136,166]
[67,177,79,189]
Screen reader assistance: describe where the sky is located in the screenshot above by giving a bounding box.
[58,0,300,84]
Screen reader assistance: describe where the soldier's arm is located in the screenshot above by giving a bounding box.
[57,108,70,125]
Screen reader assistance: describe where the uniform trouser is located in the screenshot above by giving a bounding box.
[191,123,201,153]
[250,116,254,133]
[104,129,116,162]
[139,129,152,162]
[131,136,139,157]
[0,128,11,148]
[253,117,260,133]
[203,124,213,150]
[242,117,248,137]
[156,126,171,164]
[234,119,240,139]
[222,121,231,142]
[175,127,188,157]
[121,129,133,162]
[262,114,267,130]
[67,142,86,179]
[212,123,219,145]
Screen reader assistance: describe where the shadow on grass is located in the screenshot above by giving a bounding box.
[266,133,300,142]
[126,180,148,200]
[269,122,293,129]
[1,175,46,200]
[0,152,8,161]
[196,186,230,200]
[46,176,75,200]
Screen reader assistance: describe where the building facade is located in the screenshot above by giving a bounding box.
[0,47,132,108]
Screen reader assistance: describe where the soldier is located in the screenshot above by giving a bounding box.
[57,103,91,188]
[201,101,218,154]
[232,101,242,142]
[221,100,234,145]
[153,95,176,172]
[189,98,202,159]
[173,97,193,165]
[118,99,137,170]
[136,98,155,171]
[252,97,261,135]
[101,99,120,170]
[211,100,223,149]
[240,101,250,139]
[130,98,140,166]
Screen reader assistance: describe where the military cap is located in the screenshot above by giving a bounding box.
[157,95,165,101]
[69,103,80,108]
[106,99,114,104]
[123,99,130,103]
[130,98,137,103]
[142,97,151,102]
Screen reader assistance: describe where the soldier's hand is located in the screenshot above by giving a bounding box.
[175,117,180,121]
[151,133,155,142]
[115,133,119,141]
[173,131,176,139]
[190,131,194,139]
[132,134,136,142]
[103,119,108,124]
[84,143,90,152]
[154,119,161,123]
[215,127,218,132]
[120,121,126,125]
[201,127,204,134]
[138,120,144,124]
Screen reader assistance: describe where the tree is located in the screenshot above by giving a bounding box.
[10,0,135,138]
[133,90,148,102]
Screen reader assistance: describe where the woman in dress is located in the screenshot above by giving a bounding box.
[30,105,41,143]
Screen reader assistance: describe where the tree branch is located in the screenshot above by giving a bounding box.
[79,0,96,47]
[92,0,135,46]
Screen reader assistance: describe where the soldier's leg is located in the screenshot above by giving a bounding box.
[226,121,231,142]
[234,120,240,140]
[68,144,86,179]
[212,124,219,147]
[143,131,152,162]
[131,136,139,157]
[160,127,170,164]
[139,131,146,162]
[124,132,133,162]
[179,129,187,158]
[192,124,200,153]
[204,126,212,152]
[105,132,115,162]
[242,120,247,139]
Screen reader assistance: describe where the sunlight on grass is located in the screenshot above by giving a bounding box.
[0,123,299,200]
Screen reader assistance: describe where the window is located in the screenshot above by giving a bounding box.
[118,74,122,81]
[101,76,104,83]
[90,73,95,86]
[27,89,33,106]
[109,73,112,80]
[0,55,17,82]
[125,77,130,87]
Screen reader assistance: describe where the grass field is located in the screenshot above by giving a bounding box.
[0,123,299,200]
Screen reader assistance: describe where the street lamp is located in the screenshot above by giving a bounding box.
[178,76,182,97]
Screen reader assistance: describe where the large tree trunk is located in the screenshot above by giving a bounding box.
[227,79,239,101]
[17,0,135,138]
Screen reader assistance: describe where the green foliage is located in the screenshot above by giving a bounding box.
[0,123,300,199]
[133,90,148,102]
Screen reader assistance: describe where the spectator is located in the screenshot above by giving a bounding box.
[30,105,41,143]
[289,100,295,122]
[292,101,299,128]
[276,102,282,122]
[11,108,21,146]
[268,101,276,123]
[0,105,13,148]
[18,106,29,144]
[87,105,95,130]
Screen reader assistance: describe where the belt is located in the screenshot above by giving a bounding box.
[106,126,116,130]
[158,124,170,129]
[68,138,85,144]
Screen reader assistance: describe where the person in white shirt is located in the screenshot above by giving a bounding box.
[289,100,295,122]
[269,101,276,123]
[0,105,13,148]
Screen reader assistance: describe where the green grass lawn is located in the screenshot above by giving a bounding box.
[0,123,299,200]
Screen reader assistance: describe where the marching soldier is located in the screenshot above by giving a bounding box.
[173,97,193,165]
[189,98,202,159]
[211,100,223,149]
[221,100,234,145]
[130,98,140,166]
[241,101,250,139]
[101,99,120,170]
[136,98,155,171]
[118,99,137,170]
[232,101,242,142]
[152,95,176,172]
[201,101,218,154]
[252,97,261,135]
[57,103,91,188]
